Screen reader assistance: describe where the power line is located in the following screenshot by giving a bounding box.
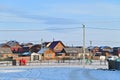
[0,27,82,32]
[0,27,120,32]
[87,27,120,31]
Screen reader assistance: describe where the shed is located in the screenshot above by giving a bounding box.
[30,52,42,61]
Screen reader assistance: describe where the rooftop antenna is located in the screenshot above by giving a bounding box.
[41,38,43,47]
[53,38,55,42]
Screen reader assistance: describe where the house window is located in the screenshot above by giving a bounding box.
[33,55,39,60]
[65,53,70,56]
[6,55,9,58]
[55,47,59,50]
[56,53,62,56]
[47,54,52,57]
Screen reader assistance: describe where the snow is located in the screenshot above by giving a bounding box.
[0,67,119,80]
[0,70,25,73]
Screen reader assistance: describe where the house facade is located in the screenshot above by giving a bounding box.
[44,48,56,60]
[0,48,14,60]
[45,41,65,60]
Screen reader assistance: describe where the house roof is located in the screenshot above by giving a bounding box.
[0,48,13,54]
[100,46,112,51]
[22,52,31,55]
[0,43,10,48]
[64,48,89,54]
[100,46,112,49]
[6,40,20,47]
[48,41,65,49]
[29,44,41,53]
[38,47,48,54]
[31,52,41,55]
[42,42,51,47]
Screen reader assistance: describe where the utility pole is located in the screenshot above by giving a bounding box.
[82,24,86,68]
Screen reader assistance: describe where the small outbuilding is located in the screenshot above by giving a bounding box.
[30,52,42,61]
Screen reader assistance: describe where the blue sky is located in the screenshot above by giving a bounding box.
[0,0,120,47]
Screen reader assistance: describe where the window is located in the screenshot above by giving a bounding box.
[47,54,52,57]
[56,53,62,56]
[33,55,39,60]
[65,53,70,56]
[55,47,59,50]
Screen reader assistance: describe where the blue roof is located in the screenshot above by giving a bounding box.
[21,52,30,55]
[6,40,19,46]
[49,41,62,49]
[38,47,48,54]
[100,46,111,49]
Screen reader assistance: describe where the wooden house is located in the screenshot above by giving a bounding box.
[48,41,65,57]
[0,48,14,60]
[43,48,56,60]
[38,40,66,60]
[6,41,23,53]
[48,41,65,52]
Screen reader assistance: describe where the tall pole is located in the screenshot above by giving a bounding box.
[82,24,86,68]
[89,40,92,53]
[41,38,43,47]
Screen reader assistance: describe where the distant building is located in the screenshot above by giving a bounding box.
[0,48,13,60]
[29,44,41,53]
[64,47,89,59]
[48,41,65,59]
[41,41,65,60]
[0,43,10,48]
[30,52,42,61]
[113,47,120,56]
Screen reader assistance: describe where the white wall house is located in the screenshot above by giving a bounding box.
[30,52,42,61]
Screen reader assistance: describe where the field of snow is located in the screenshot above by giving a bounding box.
[0,67,119,80]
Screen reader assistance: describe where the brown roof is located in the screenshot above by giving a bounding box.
[0,48,13,54]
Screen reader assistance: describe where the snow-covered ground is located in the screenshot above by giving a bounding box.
[0,67,119,80]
